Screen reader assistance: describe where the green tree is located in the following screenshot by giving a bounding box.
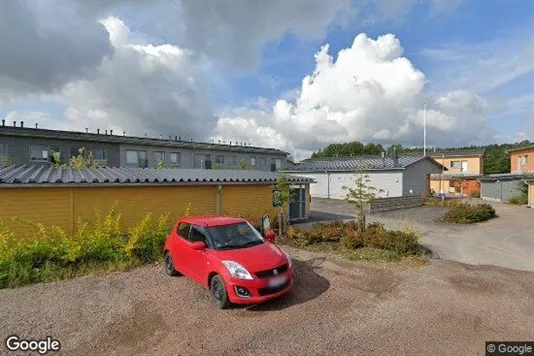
[343,170,383,233]
[275,173,291,235]
[156,161,165,169]
[52,147,99,168]
[238,159,247,170]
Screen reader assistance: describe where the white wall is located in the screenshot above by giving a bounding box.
[291,171,403,199]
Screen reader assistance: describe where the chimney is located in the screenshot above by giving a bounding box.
[123,131,126,136]
[85,128,88,133]
[393,147,398,167]
[382,151,386,167]
[13,121,16,127]
[35,123,38,129]
[1,119,4,126]
[230,141,232,145]
[20,121,24,128]
[97,128,100,134]
[105,129,108,135]
[110,130,113,135]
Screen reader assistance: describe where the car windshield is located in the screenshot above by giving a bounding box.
[207,221,265,250]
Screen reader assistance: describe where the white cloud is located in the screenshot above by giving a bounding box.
[52,17,215,140]
[0,0,115,102]
[178,0,352,70]
[419,27,534,94]
[212,33,496,160]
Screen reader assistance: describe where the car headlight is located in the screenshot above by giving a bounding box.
[222,260,253,280]
[282,249,292,268]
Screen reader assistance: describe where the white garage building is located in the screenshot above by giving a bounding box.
[282,155,445,199]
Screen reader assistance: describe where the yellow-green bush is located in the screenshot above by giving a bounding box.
[0,205,172,289]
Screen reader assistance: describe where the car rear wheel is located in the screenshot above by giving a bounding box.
[164,251,179,276]
[210,275,231,309]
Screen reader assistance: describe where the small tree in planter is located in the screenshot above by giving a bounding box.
[52,147,99,168]
[343,170,383,233]
[275,173,290,235]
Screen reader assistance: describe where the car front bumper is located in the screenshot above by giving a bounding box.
[226,267,294,305]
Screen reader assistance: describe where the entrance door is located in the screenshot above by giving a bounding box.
[289,185,306,221]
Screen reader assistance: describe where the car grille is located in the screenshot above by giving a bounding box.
[255,263,288,279]
[258,280,291,296]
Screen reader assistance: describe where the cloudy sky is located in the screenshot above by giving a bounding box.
[1,0,533,160]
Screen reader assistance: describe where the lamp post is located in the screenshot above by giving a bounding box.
[423,101,426,157]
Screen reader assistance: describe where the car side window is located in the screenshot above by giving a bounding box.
[177,223,191,239]
[189,225,208,244]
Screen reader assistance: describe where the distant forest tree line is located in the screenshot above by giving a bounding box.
[309,140,533,174]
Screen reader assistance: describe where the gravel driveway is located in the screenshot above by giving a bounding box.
[1,246,533,356]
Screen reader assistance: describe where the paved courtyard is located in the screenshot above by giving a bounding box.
[307,198,534,272]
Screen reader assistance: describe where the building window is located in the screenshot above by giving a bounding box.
[170,152,181,165]
[450,161,462,168]
[91,148,107,161]
[215,155,225,165]
[125,150,139,165]
[227,156,237,167]
[249,157,256,166]
[154,151,165,165]
[139,150,147,167]
[0,143,8,157]
[30,145,49,161]
[193,153,204,168]
[258,157,266,166]
[70,147,82,158]
[520,155,528,165]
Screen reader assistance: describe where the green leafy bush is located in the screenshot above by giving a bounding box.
[0,206,172,289]
[470,191,481,198]
[509,195,528,205]
[283,220,422,257]
[442,203,497,224]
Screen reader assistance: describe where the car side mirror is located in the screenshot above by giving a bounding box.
[265,229,276,243]
[191,241,206,250]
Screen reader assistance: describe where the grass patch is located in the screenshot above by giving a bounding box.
[0,204,172,289]
[509,195,528,205]
[283,220,429,264]
[345,248,403,262]
[442,202,497,224]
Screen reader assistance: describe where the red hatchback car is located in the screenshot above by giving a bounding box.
[163,215,294,309]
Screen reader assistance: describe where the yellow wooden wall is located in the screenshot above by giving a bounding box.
[0,184,287,237]
[529,182,534,206]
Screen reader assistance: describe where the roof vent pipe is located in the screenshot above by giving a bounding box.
[123,131,126,136]
[1,119,4,126]
[35,123,38,129]
[175,136,177,141]
[20,121,24,128]
[97,128,100,134]
[105,129,108,135]
[178,136,181,141]
[85,128,88,133]
[159,134,162,139]
[13,121,16,127]
[190,137,192,142]
[110,130,113,135]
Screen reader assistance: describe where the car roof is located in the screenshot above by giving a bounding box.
[178,215,248,227]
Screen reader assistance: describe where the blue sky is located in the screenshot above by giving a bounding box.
[1,0,533,157]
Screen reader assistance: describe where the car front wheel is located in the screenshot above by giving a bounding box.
[210,274,231,309]
[164,251,179,276]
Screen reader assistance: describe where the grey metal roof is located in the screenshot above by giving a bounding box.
[505,144,534,153]
[282,155,444,172]
[0,125,288,155]
[426,148,486,157]
[0,165,314,186]
[478,173,534,182]
[430,173,482,179]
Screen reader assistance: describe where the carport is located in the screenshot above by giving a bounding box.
[479,173,534,202]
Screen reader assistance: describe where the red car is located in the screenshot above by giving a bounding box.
[163,215,293,309]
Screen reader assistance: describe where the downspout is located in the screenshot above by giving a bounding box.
[326,171,330,199]
[216,185,222,215]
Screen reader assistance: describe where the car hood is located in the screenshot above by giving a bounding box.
[214,242,288,272]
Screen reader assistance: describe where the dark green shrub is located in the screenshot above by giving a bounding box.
[442,203,497,224]
[470,191,481,198]
[509,195,528,205]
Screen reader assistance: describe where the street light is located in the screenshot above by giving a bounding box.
[423,101,427,157]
